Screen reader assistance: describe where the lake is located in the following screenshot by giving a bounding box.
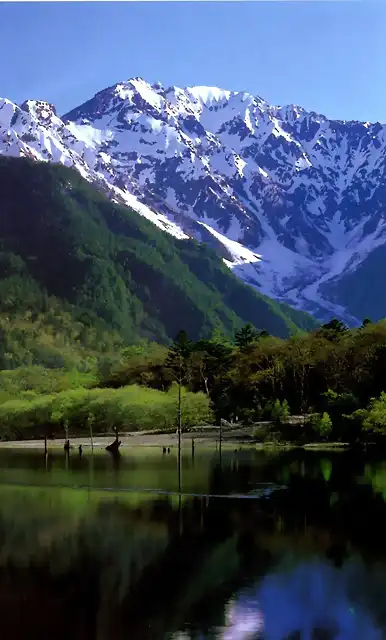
[0,445,386,639]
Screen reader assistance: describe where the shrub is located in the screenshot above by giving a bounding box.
[271,399,290,424]
[311,412,332,440]
[361,392,386,437]
[0,366,96,400]
[0,384,213,440]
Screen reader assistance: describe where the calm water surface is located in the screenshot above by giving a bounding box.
[0,446,386,639]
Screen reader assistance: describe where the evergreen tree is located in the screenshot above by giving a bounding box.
[318,318,348,342]
[235,323,259,349]
[165,330,193,438]
[165,330,192,372]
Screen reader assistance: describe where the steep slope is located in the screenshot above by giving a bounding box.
[1,78,385,324]
[0,157,316,342]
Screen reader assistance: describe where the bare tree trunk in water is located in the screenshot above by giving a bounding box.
[64,420,70,453]
[106,425,121,454]
[88,414,94,453]
[219,419,223,461]
[177,356,182,494]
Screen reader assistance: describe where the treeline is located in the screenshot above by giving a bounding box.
[2,313,386,444]
[100,318,386,444]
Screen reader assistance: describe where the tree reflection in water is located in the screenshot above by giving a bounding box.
[0,449,386,638]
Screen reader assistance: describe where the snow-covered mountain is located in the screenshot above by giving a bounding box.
[1,77,386,324]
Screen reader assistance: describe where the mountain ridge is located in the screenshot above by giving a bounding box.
[1,77,385,325]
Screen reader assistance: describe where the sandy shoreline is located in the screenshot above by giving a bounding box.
[0,430,349,452]
[0,429,236,451]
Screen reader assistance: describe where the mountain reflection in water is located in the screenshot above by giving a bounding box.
[0,448,386,639]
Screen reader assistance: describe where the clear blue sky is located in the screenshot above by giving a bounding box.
[1,1,385,122]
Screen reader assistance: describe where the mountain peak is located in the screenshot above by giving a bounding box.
[2,78,386,326]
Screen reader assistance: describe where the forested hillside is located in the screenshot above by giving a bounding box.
[0,157,317,360]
